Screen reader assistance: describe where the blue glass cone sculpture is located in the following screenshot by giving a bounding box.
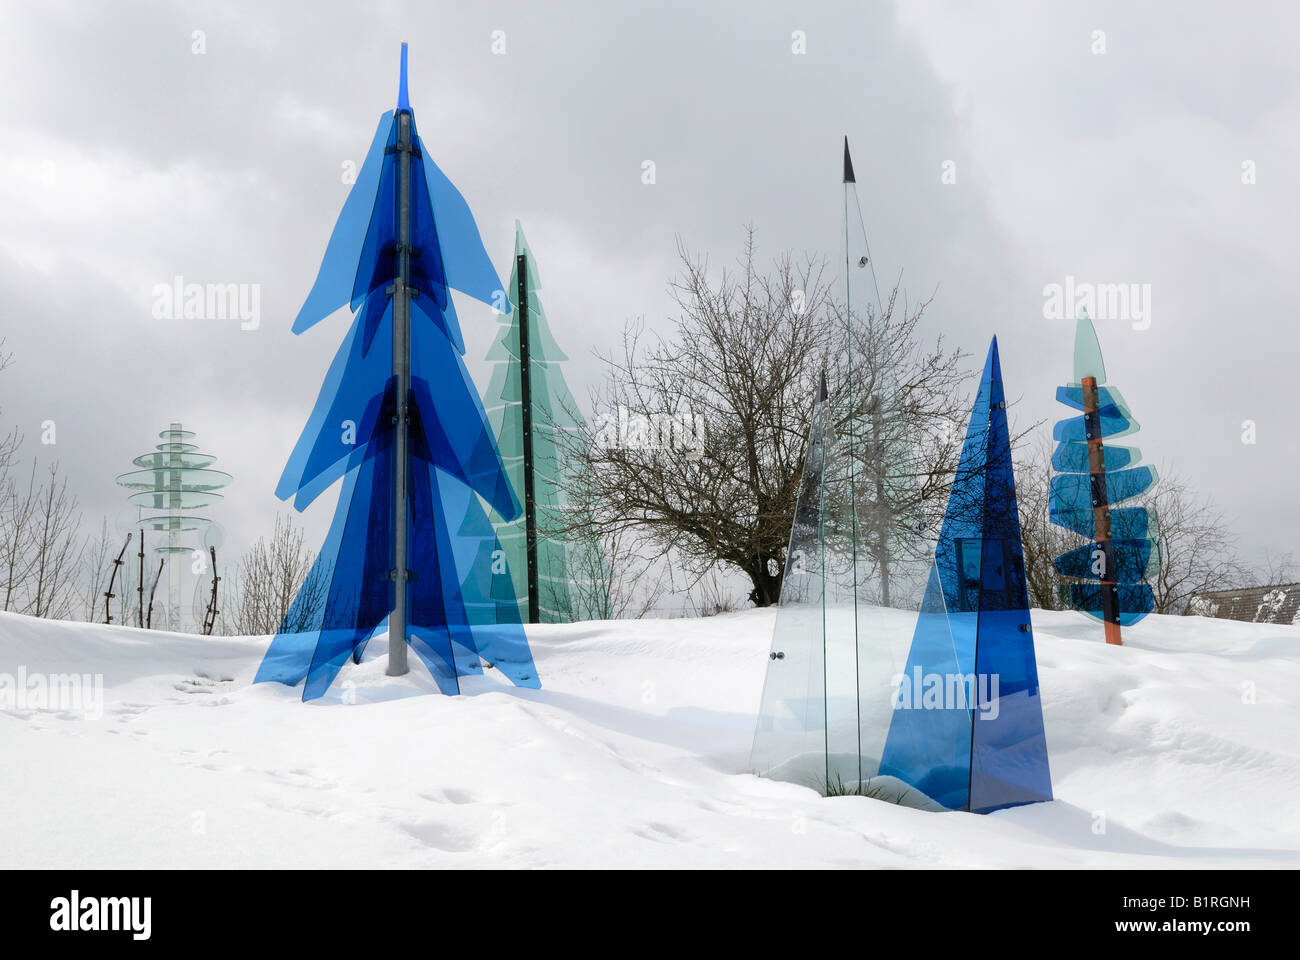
[879,338,1052,812]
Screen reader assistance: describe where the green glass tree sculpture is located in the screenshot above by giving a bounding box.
[483,221,605,622]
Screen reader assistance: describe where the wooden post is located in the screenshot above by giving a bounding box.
[203,546,220,636]
[1081,375,1122,645]
[105,532,130,625]
[146,558,164,630]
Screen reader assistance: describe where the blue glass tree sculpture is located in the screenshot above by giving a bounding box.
[254,44,539,701]
[878,338,1053,812]
[1049,313,1159,644]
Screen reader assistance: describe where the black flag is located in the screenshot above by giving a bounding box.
[843,136,855,184]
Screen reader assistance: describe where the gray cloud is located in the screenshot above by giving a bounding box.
[0,0,1292,613]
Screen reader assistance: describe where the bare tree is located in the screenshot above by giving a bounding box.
[0,343,31,610]
[1150,469,1245,614]
[1250,549,1297,587]
[235,513,327,635]
[25,462,84,619]
[565,525,667,620]
[114,537,142,627]
[1014,433,1075,610]
[0,459,82,618]
[575,229,968,607]
[0,346,84,619]
[209,560,241,635]
[679,566,740,618]
[0,340,19,479]
[79,518,118,621]
[0,460,38,611]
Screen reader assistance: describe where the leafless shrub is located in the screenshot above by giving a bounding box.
[234,513,326,635]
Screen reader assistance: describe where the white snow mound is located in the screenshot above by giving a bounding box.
[1,607,1297,868]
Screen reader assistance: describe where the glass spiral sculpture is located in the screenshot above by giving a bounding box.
[115,421,231,628]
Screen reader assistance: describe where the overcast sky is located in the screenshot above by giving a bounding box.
[1,0,1296,611]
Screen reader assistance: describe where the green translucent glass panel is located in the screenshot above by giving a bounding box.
[1072,309,1107,383]
[482,222,606,622]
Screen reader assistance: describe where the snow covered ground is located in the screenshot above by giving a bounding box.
[1,606,1298,868]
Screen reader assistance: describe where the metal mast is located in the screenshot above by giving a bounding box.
[842,137,862,785]
[388,44,414,676]
[517,252,540,624]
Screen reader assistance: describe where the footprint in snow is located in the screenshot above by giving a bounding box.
[401,821,478,853]
[634,822,688,844]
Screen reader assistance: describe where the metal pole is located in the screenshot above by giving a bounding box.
[817,383,829,794]
[167,421,183,630]
[388,108,413,676]
[842,143,862,786]
[137,528,145,628]
[517,253,540,624]
[1082,375,1122,645]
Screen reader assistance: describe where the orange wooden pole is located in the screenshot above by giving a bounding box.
[1081,375,1122,645]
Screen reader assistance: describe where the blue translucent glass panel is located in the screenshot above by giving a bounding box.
[1049,504,1156,541]
[1052,406,1136,444]
[1048,315,1159,631]
[254,408,396,699]
[1054,384,1130,415]
[968,346,1051,812]
[1054,539,1157,582]
[1051,439,1138,473]
[294,110,505,335]
[1067,583,1156,626]
[1050,466,1158,516]
[880,339,1052,812]
[255,75,538,700]
[876,566,971,809]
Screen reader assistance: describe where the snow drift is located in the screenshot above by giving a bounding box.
[1,606,1297,868]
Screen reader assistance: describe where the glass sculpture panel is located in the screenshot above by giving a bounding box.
[481,221,608,623]
[880,339,1052,812]
[255,48,538,700]
[1048,314,1160,631]
[751,187,1051,812]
